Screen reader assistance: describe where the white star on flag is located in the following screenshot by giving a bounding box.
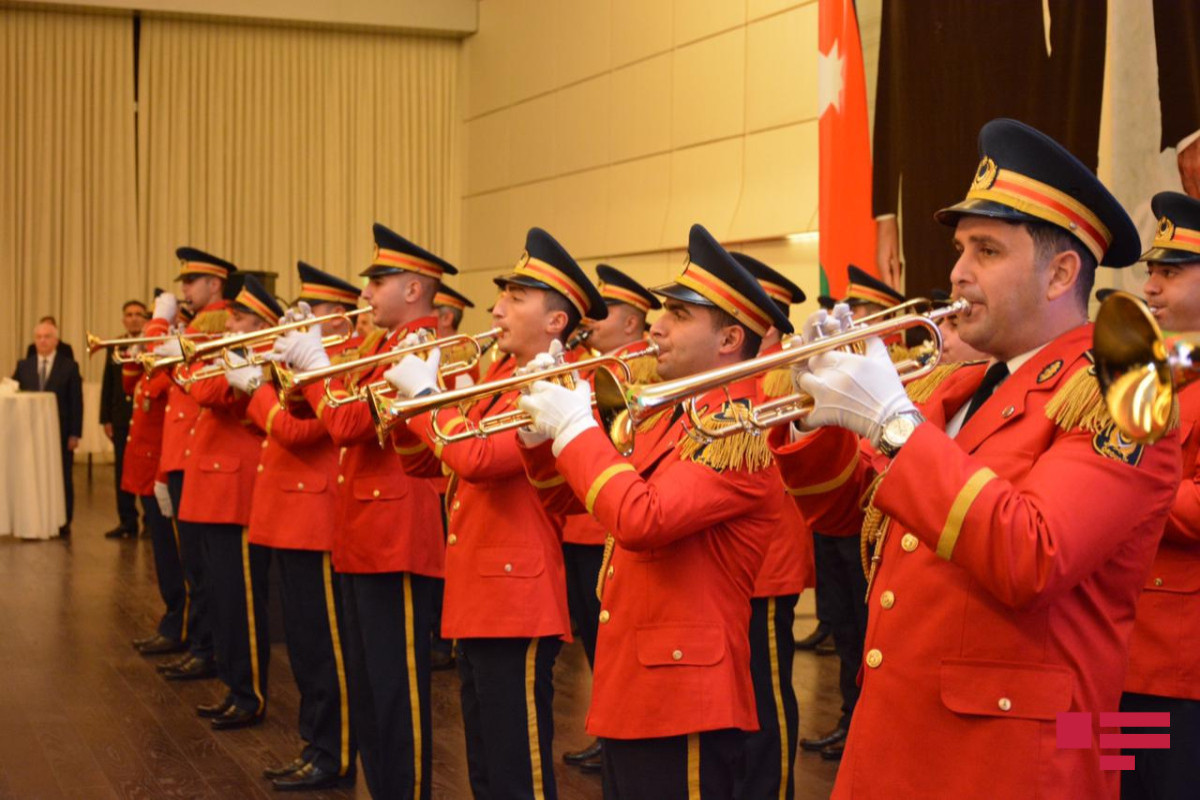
[818,37,844,119]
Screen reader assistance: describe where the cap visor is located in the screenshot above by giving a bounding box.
[650,282,716,307]
[933,197,1042,228]
[1139,246,1200,265]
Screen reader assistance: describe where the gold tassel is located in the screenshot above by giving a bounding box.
[858,471,891,595]
[623,354,661,386]
[761,368,793,399]
[190,309,228,334]
[1043,364,1111,433]
[904,363,965,404]
[342,328,388,393]
[676,407,773,472]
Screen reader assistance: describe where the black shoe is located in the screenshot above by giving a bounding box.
[430,649,455,671]
[263,757,308,779]
[163,656,217,681]
[196,697,234,718]
[104,525,135,539]
[578,754,603,773]
[800,727,847,752]
[156,653,194,673]
[820,739,846,761]
[563,739,603,765]
[132,632,161,648]
[211,705,264,731]
[272,761,353,792]
[136,634,187,655]
[795,622,830,650]
[815,639,838,656]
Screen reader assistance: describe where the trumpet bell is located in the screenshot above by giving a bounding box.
[593,366,635,457]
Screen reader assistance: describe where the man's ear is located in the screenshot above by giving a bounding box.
[1044,248,1083,303]
[717,323,745,356]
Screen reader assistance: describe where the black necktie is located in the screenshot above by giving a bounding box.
[962,362,1009,424]
[39,358,48,390]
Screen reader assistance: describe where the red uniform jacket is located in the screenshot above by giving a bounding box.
[119,365,169,496]
[1125,382,1200,701]
[178,370,263,526]
[399,376,571,641]
[523,379,779,739]
[771,324,1180,799]
[143,302,229,475]
[303,319,442,576]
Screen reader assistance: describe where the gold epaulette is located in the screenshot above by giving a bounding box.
[905,362,971,404]
[623,353,661,386]
[341,328,389,393]
[1042,357,1183,436]
[761,368,792,399]
[888,342,911,364]
[355,328,388,359]
[676,400,772,472]
[190,308,228,335]
[441,340,475,370]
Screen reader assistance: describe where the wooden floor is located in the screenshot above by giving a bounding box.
[0,464,842,799]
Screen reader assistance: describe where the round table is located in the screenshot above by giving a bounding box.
[0,392,66,539]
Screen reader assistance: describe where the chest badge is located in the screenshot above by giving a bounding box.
[1037,360,1063,384]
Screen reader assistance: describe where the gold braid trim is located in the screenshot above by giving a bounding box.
[342,329,388,395]
[677,423,773,473]
[761,368,793,399]
[623,354,661,386]
[190,308,228,335]
[595,534,615,601]
[904,363,966,404]
[858,471,891,598]
[1042,363,1113,434]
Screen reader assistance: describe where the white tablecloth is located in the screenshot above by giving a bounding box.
[0,393,66,540]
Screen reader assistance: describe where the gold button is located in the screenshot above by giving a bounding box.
[372,489,380,498]
[261,440,268,449]
[607,566,614,579]
[504,563,513,573]
[447,534,458,546]
[189,428,195,435]
[166,405,171,412]
[297,482,304,490]
[213,463,220,469]
[880,590,895,609]
[865,648,883,668]
[1001,405,1015,418]
[184,449,191,456]
[901,533,919,552]
[257,464,264,473]
[671,649,683,661]
[452,500,461,511]
[599,610,610,624]
[998,697,1012,712]
[337,475,345,484]
[177,412,184,419]
[1154,577,1164,587]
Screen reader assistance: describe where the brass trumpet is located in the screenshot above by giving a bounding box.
[592,298,968,455]
[273,328,500,406]
[1094,291,1197,444]
[180,307,369,362]
[86,331,205,363]
[370,345,658,449]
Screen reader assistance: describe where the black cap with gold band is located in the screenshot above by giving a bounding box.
[652,224,794,336]
[595,264,661,316]
[175,247,237,282]
[1141,191,1200,265]
[434,285,475,311]
[731,253,806,318]
[493,227,607,321]
[231,274,284,326]
[845,264,903,308]
[296,261,361,307]
[361,222,457,279]
[934,118,1140,268]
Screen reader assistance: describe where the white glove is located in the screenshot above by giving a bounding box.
[226,362,263,394]
[153,293,178,324]
[516,426,550,448]
[152,336,183,359]
[797,337,916,447]
[518,380,596,456]
[272,325,331,371]
[793,303,855,392]
[153,481,174,518]
[514,340,565,378]
[282,301,314,325]
[384,348,441,399]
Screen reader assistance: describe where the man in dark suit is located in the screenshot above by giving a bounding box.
[13,318,84,536]
[99,300,149,539]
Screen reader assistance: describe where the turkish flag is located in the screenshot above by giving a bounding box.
[819,0,877,299]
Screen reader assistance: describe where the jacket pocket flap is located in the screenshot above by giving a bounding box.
[940,659,1073,720]
[277,474,327,493]
[198,457,240,473]
[636,624,725,667]
[1144,558,1200,593]
[352,477,408,501]
[476,545,545,578]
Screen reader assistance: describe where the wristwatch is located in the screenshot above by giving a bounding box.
[877,409,925,458]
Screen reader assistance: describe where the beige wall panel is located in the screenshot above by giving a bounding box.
[746,4,817,132]
[506,181,562,254]
[551,169,611,259]
[553,1,613,87]
[609,54,672,163]
[507,94,560,185]
[465,0,515,117]
[611,0,672,67]
[663,138,745,247]
[553,75,613,176]
[507,0,559,104]
[465,111,512,194]
[454,271,505,335]
[672,29,746,149]
[579,250,681,303]
[673,0,747,46]
[747,0,812,22]
[463,191,513,270]
[605,154,672,255]
[734,235,822,319]
[731,122,817,240]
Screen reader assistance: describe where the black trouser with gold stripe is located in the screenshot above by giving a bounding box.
[602,729,743,800]
[167,471,212,661]
[813,533,868,730]
[738,594,799,800]
[200,524,270,713]
[141,492,188,642]
[340,571,434,800]
[457,636,562,800]
[275,548,355,776]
